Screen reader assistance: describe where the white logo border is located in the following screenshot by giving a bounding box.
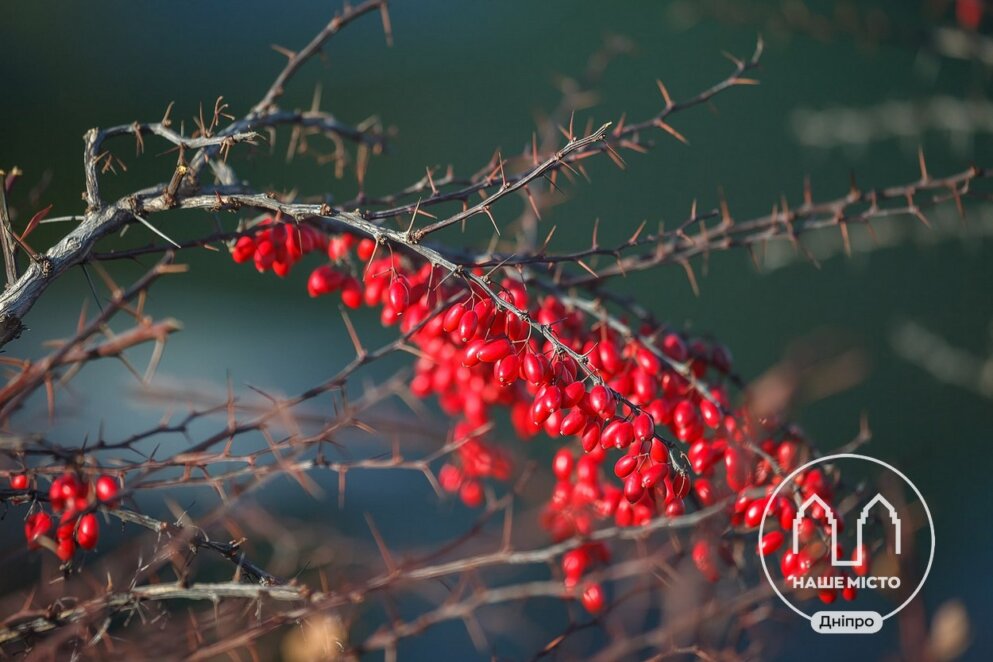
[758,453,936,622]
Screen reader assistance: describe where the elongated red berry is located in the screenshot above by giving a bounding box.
[632,413,654,442]
[552,449,574,481]
[522,353,549,384]
[540,385,562,414]
[75,513,99,550]
[598,341,622,373]
[623,472,645,503]
[724,446,749,492]
[495,354,519,385]
[559,409,588,437]
[744,498,768,528]
[48,477,67,511]
[588,385,614,416]
[700,399,721,428]
[442,303,466,332]
[340,276,362,309]
[613,455,638,479]
[758,531,784,556]
[581,422,601,453]
[356,238,376,261]
[388,278,409,313]
[641,463,668,488]
[635,347,660,373]
[462,338,486,367]
[458,311,478,343]
[307,265,342,297]
[671,472,691,499]
[661,333,688,362]
[477,338,511,363]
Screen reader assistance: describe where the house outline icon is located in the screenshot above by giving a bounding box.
[792,493,901,566]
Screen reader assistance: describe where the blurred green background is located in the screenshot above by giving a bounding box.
[2,0,991,659]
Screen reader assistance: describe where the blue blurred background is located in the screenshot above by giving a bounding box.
[1,0,991,659]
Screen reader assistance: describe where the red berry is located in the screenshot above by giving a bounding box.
[307,265,341,297]
[10,474,28,490]
[672,399,699,430]
[75,513,99,550]
[640,463,668,489]
[692,539,720,582]
[580,583,605,614]
[477,337,512,363]
[552,450,574,481]
[588,385,614,417]
[495,354,519,385]
[580,422,602,453]
[613,455,638,479]
[650,438,669,463]
[758,531,784,556]
[356,238,376,261]
[744,498,768,529]
[781,550,799,577]
[522,353,550,384]
[693,478,715,506]
[632,413,654,442]
[598,341,622,374]
[95,475,120,507]
[957,0,984,30]
[439,464,463,492]
[388,278,410,313]
[635,347,660,373]
[575,456,599,484]
[539,385,562,414]
[699,399,721,428]
[661,333,688,362]
[231,236,256,263]
[459,480,483,507]
[561,382,585,408]
[711,344,733,373]
[442,302,466,332]
[48,477,66,511]
[623,472,645,503]
[559,409,588,437]
[24,511,52,549]
[671,472,691,499]
[724,446,749,492]
[56,537,75,562]
[458,311,479,343]
[340,277,362,309]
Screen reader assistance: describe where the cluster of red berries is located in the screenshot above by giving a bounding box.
[230,220,845,613]
[13,472,121,563]
[438,422,512,507]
